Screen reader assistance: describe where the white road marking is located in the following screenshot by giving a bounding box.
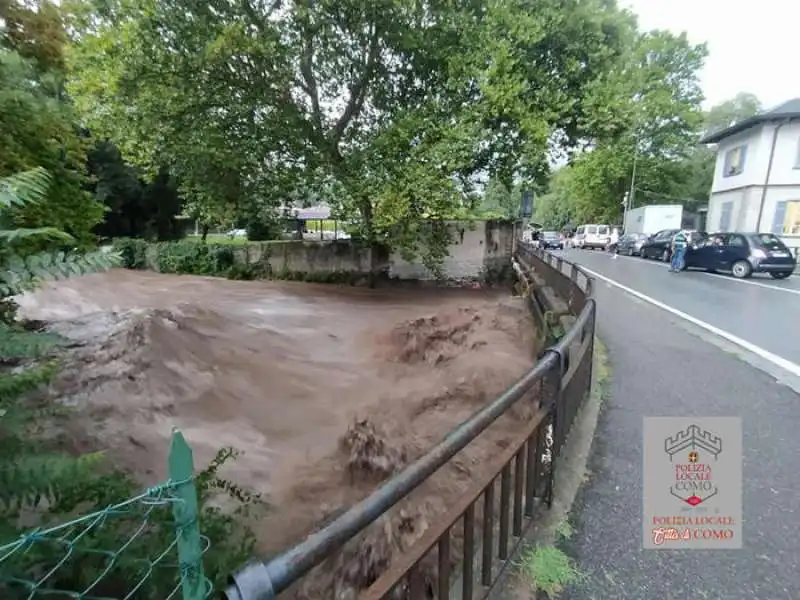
[599,252,800,297]
[579,265,800,379]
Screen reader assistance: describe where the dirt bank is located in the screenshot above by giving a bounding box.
[18,270,541,597]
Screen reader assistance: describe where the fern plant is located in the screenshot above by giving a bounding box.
[0,167,117,537]
[0,169,261,598]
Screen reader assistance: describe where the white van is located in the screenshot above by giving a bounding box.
[574,224,611,250]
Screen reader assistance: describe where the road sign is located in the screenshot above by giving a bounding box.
[520,190,533,218]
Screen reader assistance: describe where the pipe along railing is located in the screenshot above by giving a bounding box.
[226,245,595,600]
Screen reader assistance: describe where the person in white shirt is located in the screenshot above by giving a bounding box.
[607,228,620,259]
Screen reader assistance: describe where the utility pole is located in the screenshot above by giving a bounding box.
[623,146,638,232]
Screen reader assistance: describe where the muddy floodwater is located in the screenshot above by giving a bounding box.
[18,269,540,597]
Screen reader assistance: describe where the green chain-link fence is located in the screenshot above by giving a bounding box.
[0,430,212,600]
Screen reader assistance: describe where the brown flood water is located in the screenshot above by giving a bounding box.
[18,270,540,598]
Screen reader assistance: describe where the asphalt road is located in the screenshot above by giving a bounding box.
[558,249,800,600]
[559,248,800,371]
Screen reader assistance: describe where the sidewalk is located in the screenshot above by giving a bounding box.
[560,282,800,600]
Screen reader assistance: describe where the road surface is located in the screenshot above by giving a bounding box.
[557,248,800,600]
[559,248,800,382]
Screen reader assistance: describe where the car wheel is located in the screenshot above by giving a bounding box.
[661,249,670,262]
[770,272,791,280]
[731,260,753,279]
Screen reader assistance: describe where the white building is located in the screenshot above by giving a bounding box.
[701,98,800,255]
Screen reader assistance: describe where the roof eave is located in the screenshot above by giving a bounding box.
[701,114,800,145]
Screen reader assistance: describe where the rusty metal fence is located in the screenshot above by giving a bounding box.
[226,244,596,600]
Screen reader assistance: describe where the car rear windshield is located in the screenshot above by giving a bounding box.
[750,233,789,250]
[543,232,559,238]
[586,226,597,234]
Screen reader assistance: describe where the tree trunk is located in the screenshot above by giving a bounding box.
[201,224,209,242]
[359,198,377,288]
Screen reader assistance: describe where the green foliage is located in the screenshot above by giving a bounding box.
[152,241,236,276]
[65,0,640,274]
[112,237,149,269]
[1,447,262,599]
[703,92,762,137]
[533,30,714,227]
[0,169,260,598]
[477,179,522,220]
[89,145,186,242]
[521,544,586,596]
[244,211,282,242]
[0,17,105,246]
[0,169,118,298]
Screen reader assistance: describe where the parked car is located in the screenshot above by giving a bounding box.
[640,229,705,261]
[540,231,564,250]
[574,224,611,250]
[616,232,649,256]
[639,229,680,260]
[683,232,796,279]
[227,228,247,239]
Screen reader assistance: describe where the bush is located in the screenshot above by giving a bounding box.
[112,238,149,269]
[153,241,235,275]
[244,215,282,242]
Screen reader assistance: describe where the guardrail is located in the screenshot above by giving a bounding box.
[226,244,596,600]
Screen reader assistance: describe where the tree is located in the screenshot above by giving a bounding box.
[87,141,185,241]
[66,0,637,268]
[671,93,762,209]
[1,1,105,246]
[704,92,762,137]
[476,178,521,219]
[534,168,577,230]
[549,29,708,224]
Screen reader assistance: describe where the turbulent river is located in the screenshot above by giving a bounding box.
[18,269,540,598]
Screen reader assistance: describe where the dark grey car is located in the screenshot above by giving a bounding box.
[540,231,564,250]
[616,233,648,256]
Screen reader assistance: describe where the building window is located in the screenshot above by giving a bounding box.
[719,201,733,232]
[783,201,800,235]
[723,145,747,177]
[772,201,787,234]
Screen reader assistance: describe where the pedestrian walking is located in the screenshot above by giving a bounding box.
[607,228,620,259]
[669,229,688,272]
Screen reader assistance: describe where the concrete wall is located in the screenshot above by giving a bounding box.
[161,220,517,282]
[388,220,516,281]
[233,240,378,276]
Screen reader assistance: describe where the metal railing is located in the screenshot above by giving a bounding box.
[226,244,596,600]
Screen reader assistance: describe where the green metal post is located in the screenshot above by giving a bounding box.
[169,428,206,600]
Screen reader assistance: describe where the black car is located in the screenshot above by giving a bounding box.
[683,232,796,279]
[639,229,680,261]
[640,230,706,261]
[540,231,564,250]
[616,233,649,256]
